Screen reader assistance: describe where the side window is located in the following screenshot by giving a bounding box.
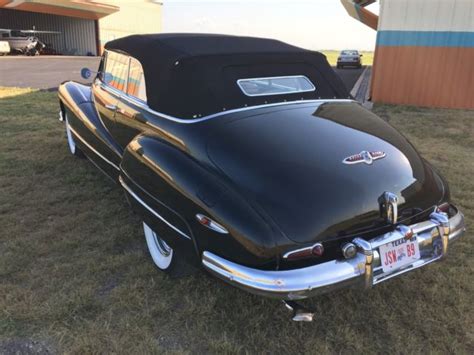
[127,57,147,102]
[104,51,129,92]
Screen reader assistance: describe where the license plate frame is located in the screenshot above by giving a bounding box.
[379,236,420,273]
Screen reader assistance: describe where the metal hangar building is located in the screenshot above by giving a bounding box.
[0,0,162,56]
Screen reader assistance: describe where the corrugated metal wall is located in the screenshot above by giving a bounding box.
[0,8,97,55]
[371,0,474,109]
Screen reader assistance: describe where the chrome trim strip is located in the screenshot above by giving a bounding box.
[100,81,353,124]
[67,123,120,171]
[119,176,191,240]
[282,246,312,259]
[237,75,316,97]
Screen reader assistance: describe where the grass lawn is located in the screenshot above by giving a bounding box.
[321,50,374,66]
[0,87,472,353]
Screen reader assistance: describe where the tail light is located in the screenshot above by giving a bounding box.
[283,243,324,260]
[312,243,324,256]
[437,203,450,214]
[196,214,228,234]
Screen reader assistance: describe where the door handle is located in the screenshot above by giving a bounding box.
[105,104,117,111]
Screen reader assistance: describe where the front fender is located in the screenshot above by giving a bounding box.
[121,134,281,268]
[58,81,122,177]
[58,81,94,128]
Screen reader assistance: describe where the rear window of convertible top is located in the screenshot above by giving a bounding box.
[237,75,315,97]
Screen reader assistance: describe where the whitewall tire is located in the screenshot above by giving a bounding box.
[65,114,83,157]
[142,222,195,277]
[143,222,174,271]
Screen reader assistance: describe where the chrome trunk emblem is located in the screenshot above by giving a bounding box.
[379,192,398,225]
[343,151,386,165]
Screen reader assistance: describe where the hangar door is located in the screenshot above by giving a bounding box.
[0,8,97,55]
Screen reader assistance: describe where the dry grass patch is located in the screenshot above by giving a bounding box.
[0,88,472,353]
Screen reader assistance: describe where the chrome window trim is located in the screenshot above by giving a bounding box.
[99,82,353,124]
[67,122,120,171]
[237,75,316,97]
[127,56,148,103]
[103,49,130,94]
[119,175,191,240]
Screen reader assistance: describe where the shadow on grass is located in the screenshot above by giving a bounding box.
[0,89,473,353]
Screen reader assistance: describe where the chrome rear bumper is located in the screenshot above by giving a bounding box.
[202,206,466,300]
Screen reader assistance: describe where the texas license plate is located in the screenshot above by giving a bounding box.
[379,236,420,273]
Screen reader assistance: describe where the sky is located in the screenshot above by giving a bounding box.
[162,0,379,51]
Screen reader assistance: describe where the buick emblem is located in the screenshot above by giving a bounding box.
[343,151,386,165]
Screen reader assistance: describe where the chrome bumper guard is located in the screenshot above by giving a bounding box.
[202,206,466,300]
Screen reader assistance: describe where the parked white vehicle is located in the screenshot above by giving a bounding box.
[0,40,10,55]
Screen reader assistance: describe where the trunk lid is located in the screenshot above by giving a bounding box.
[207,102,445,244]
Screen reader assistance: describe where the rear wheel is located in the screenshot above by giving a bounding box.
[143,222,194,277]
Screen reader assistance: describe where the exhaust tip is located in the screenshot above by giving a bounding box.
[283,300,315,322]
[292,310,314,322]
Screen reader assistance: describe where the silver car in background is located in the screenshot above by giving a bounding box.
[337,49,362,69]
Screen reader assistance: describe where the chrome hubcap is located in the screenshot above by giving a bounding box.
[153,231,172,257]
[143,222,173,270]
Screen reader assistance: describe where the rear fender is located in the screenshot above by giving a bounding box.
[121,135,279,268]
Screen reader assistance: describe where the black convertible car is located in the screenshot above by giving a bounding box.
[58,34,465,321]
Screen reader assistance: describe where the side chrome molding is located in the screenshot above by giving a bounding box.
[67,121,191,241]
[119,176,191,240]
[67,123,120,171]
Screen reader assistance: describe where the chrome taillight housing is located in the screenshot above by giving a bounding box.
[436,202,450,214]
[196,214,228,234]
[283,243,324,261]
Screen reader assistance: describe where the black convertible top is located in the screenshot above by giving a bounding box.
[105,33,350,119]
